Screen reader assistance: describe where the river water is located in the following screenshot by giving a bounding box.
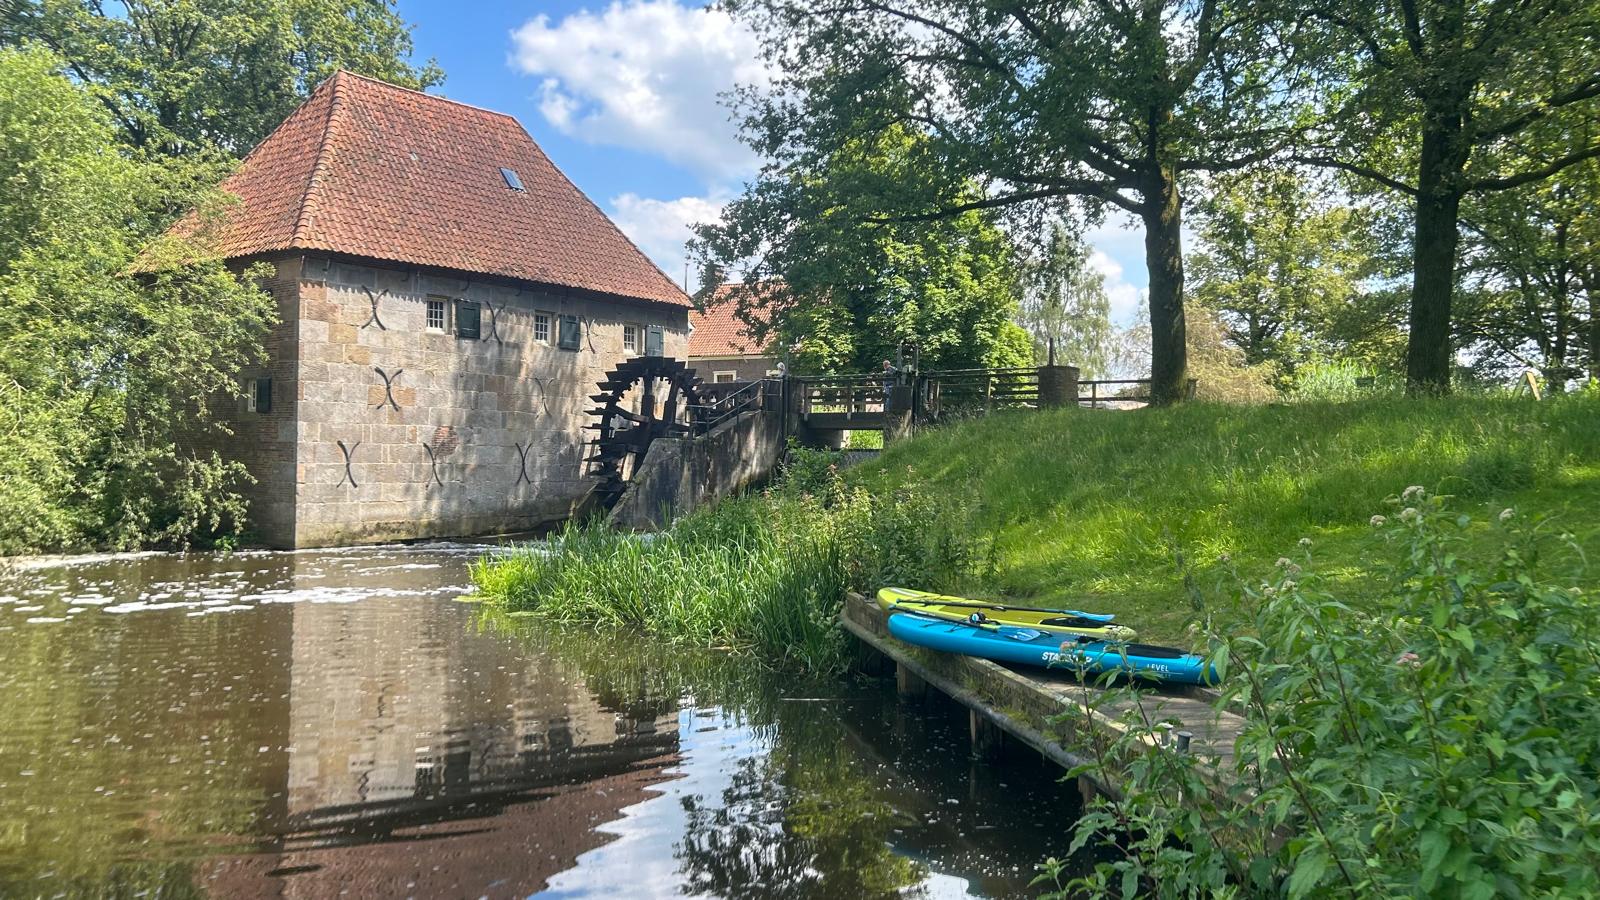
[0,544,1081,898]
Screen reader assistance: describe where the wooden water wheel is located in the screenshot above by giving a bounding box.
[583,356,704,508]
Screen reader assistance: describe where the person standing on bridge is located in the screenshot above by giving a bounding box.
[881,359,899,412]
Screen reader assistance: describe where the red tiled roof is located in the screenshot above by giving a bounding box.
[688,283,776,357]
[173,71,690,307]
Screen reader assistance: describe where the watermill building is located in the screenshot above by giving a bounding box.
[175,71,692,548]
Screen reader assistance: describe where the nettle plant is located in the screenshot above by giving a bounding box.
[1041,488,1600,899]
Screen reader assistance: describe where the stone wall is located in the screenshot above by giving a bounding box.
[687,354,780,385]
[200,256,304,546]
[214,254,689,547]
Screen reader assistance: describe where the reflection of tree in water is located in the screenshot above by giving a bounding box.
[0,605,284,897]
[481,612,925,897]
[675,707,922,898]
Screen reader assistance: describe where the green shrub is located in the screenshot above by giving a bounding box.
[1288,358,1403,402]
[1041,490,1600,898]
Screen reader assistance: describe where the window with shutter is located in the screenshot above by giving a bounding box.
[645,326,665,357]
[245,377,272,414]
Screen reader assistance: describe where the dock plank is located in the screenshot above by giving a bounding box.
[840,592,1246,798]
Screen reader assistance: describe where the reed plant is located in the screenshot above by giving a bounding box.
[472,449,980,673]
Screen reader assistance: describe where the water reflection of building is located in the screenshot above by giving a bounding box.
[198,554,681,899]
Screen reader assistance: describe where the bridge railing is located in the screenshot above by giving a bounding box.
[793,374,889,421]
[1078,378,1197,408]
[917,367,1041,421]
[688,378,771,434]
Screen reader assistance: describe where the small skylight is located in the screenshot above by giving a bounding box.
[500,167,525,191]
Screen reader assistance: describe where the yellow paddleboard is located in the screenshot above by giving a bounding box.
[875,587,1136,641]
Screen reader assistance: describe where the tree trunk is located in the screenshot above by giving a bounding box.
[1592,303,1600,384]
[1143,165,1188,405]
[1584,268,1600,383]
[1406,116,1466,395]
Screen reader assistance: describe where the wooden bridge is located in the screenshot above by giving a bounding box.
[788,365,1194,436]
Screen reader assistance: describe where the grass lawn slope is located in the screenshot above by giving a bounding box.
[849,395,1600,642]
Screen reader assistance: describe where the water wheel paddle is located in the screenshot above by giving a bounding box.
[583,356,704,509]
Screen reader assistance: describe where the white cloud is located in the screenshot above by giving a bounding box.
[510,0,772,179]
[1087,249,1146,326]
[608,192,728,288]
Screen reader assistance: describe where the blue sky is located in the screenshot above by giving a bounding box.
[398,0,1148,321]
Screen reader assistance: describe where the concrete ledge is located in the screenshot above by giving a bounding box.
[608,410,784,531]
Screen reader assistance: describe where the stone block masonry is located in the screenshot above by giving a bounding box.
[215,254,689,548]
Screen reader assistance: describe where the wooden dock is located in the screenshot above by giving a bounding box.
[839,592,1247,800]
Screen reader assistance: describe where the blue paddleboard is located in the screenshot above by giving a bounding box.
[887,612,1217,686]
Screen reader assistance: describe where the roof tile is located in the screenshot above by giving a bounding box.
[688,283,774,357]
[173,71,690,307]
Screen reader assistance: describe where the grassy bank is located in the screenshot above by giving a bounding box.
[853,394,1600,641]
[474,394,1600,663]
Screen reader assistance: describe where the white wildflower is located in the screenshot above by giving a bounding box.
[1402,485,1425,501]
[1498,508,1514,523]
[1276,557,1292,568]
[1399,507,1420,523]
[1298,537,1312,547]
[1370,515,1387,527]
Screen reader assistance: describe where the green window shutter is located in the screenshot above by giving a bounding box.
[455,301,481,339]
[558,315,582,350]
[645,326,664,357]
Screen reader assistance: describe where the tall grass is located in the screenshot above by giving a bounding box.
[472,449,982,673]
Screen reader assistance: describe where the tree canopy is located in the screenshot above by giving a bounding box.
[694,125,1031,375]
[0,46,275,552]
[703,0,1307,402]
[1294,0,1600,391]
[3,0,441,155]
[1016,223,1115,377]
[1188,169,1398,377]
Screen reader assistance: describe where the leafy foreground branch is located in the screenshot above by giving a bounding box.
[1043,490,1600,899]
[471,449,984,673]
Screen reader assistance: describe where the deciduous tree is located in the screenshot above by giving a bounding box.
[0,47,274,551]
[1459,162,1600,389]
[1294,0,1600,393]
[1188,169,1396,375]
[1017,223,1115,377]
[709,0,1305,403]
[3,0,441,155]
[694,126,1031,374]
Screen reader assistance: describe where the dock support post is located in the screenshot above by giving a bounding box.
[970,710,1003,760]
[1076,774,1098,805]
[895,662,927,701]
[850,637,892,677]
